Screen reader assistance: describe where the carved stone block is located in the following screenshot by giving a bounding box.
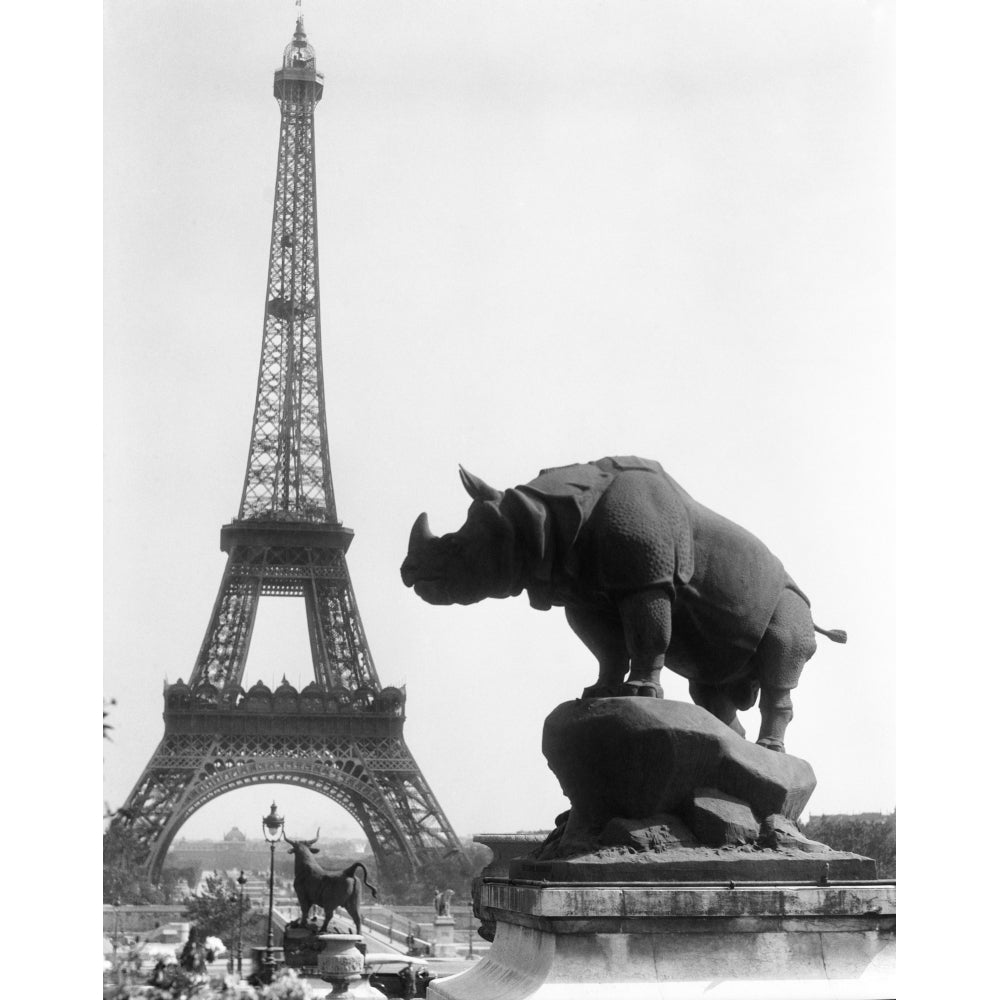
[596,813,698,851]
[541,698,816,849]
[684,788,760,847]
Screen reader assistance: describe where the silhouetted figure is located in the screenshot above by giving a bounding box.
[148,958,169,987]
[179,928,206,974]
[399,962,417,999]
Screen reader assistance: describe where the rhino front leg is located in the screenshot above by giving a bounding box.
[619,587,672,697]
[565,606,628,698]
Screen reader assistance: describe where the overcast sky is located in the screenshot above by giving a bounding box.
[104,0,893,843]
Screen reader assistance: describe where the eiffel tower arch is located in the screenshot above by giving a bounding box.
[115,17,466,882]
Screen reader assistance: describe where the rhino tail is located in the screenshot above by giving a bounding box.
[814,624,847,644]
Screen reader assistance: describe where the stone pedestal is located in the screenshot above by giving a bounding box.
[429,878,895,1000]
[473,833,549,942]
[316,934,365,999]
[439,700,893,997]
[432,916,459,958]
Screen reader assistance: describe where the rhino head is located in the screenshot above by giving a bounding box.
[401,467,520,605]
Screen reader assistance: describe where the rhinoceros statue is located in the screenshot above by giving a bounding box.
[401,456,846,751]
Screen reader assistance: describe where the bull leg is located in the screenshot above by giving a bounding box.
[619,587,672,697]
[347,893,362,936]
[689,681,746,737]
[750,589,817,752]
[565,606,629,698]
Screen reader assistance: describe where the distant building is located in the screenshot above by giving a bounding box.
[166,828,275,874]
[164,831,367,883]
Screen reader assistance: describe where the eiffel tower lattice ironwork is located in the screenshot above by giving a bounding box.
[117,18,465,882]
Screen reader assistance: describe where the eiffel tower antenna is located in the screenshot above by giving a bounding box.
[115,18,466,881]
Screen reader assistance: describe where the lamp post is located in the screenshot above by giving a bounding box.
[112,897,121,963]
[466,906,475,960]
[236,870,247,978]
[262,802,285,983]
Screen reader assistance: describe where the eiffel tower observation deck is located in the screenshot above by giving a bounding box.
[116,16,466,882]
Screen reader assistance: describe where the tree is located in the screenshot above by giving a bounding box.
[802,811,896,877]
[185,874,255,951]
[104,697,117,740]
[104,819,166,904]
[368,840,492,904]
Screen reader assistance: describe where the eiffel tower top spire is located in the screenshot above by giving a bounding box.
[237,16,332,525]
[281,14,318,75]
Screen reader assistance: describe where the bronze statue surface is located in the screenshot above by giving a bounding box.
[506,697,875,883]
[402,456,846,751]
[283,830,378,934]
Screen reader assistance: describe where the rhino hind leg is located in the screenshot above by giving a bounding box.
[689,680,748,737]
[565,606,630,697]
[751,588,818,751]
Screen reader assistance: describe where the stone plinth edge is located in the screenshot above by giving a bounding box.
[429,878,895,1000]
[474,833,550,878]
[510,847,876,883]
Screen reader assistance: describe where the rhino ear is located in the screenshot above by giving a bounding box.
[459,465,502,503]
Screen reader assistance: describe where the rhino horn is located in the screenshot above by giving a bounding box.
[459,465,503,503]
[409,512,436,550]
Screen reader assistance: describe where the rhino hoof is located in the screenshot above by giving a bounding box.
[621,681,663,698]
[756,737,786,753]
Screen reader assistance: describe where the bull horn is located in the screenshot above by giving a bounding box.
[459,465,502,503]
[303,827,320,847]
[409,512,435,550]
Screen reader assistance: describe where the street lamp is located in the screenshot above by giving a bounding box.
[466,907,476,960]
[236,870,247,978]
[112,897,121,963]
[262,802,285,982]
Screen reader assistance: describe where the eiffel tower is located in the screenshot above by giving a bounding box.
[117,17,465,882]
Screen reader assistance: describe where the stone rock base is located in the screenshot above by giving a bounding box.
[510,843,874,883]
[429,880,895,1000]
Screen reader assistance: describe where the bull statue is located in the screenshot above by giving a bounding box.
[401,456,846,752]
[283,830,378,934]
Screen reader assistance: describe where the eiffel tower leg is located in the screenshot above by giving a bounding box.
[305,575,379,692]
[113,732,222,882]
[358,738,469,866]
[191,556,262,688]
